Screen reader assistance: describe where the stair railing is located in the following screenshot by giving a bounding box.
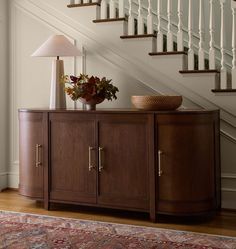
[69,0,236,90]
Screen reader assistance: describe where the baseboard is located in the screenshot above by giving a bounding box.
[0,173,8,191]
[7,172,19,189]
[221,190,236,210]
[1,187,19,192]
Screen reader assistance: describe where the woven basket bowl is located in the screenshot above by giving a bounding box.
[131,95,183,111]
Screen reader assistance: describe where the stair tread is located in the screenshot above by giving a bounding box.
[120,34,156,39]
[179,70,219,74]
[149,51,187,56]
[67,3,100,8]
[212,89,236,93]
[93,18,127,23]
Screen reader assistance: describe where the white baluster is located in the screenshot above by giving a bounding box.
[232,7,236,89]
[147,0,154,34]
[83,0,89,3]
[177,0,183,51]
[157,0,163,52]
[188,0,194,70]
[70,0,75,4]
[101,0,108,19]
[209,0,216,70]
[167,0,173,51]
[128,0,135,35]
[138,0,144,35]
[198,0,205,70]
[110,0,116,18]
[220,0,227,88]
[119,0,125,18]
[91,0,98,2]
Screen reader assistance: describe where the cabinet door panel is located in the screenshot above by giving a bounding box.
[49,113,96,204]
[156,114,216,214]
[19,112,44,199]
[97,114,150,211]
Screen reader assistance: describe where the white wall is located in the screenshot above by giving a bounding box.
[8,0,236,209]
[0,0,8,191]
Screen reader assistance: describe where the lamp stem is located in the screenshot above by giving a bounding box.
[50,59,66,109]
[57,56,60,60]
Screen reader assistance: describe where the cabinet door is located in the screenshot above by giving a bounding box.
[97,114,151,211]
[156,114,216,214]
[49,113,96,204]
[19,112,44,199]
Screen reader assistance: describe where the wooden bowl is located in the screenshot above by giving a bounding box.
[131,95,183,111]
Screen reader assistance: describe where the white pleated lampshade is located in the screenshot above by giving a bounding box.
[31,35,82,57]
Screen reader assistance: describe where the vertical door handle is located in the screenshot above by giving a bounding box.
[99,147,104,172]
[158,150,163,176]
[89,146,95,171]
[35,144,42,167]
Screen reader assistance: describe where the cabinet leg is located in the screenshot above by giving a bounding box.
[44,201,50,210]
[150,212,157,223]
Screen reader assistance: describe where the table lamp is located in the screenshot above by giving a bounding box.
[32,35,82,109]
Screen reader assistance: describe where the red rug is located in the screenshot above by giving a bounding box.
[0,211,235,248]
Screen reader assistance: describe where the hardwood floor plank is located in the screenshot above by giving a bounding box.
[0,190,236,237]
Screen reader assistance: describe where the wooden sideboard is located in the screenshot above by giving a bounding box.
[19,109,220,221]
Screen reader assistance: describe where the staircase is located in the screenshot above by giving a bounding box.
[64,0,236,117]
[68,0,236,91]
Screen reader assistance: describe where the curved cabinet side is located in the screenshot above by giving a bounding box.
[156,112,220,215]
[19,112,44,199]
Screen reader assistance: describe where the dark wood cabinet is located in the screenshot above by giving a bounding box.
[19,109,220,221]
[156,113,219,215]
[97,114,151,211]
[49,113,97,204]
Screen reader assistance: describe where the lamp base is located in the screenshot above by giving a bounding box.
[50,59,66,109]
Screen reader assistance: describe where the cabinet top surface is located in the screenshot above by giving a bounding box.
[18,108,219,114]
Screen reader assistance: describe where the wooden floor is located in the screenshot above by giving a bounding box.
[0,189,236,237]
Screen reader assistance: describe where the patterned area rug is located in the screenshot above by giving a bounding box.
[0,211,236,249]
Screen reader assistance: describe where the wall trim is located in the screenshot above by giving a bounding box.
[222,188,236,193]
[221,130,236,144]
[221,174,236,179]
[0,172,8,191]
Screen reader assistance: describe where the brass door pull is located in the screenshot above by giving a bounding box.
[35,144,42,167]
[158,150,163,176]
[99,147,104,172]
[89,146,95,171]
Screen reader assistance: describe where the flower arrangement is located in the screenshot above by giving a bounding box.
[63,74,119,105]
